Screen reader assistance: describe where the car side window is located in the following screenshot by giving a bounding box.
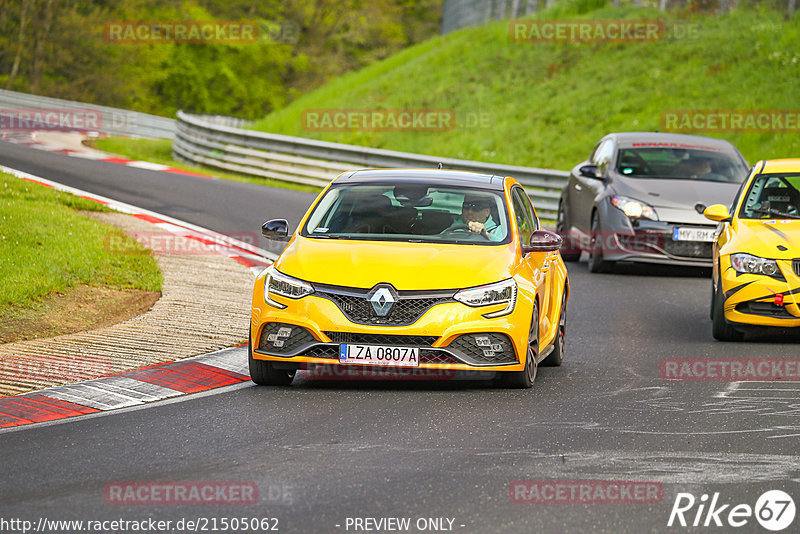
[516,187,539,231]
[591,140,609,165]
[731,165,758,213]
[589,141,602,164]
[511,188,535,245]
[730,177,748,214]
[592,140,615,175]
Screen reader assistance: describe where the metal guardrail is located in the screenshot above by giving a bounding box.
[442,0,542,35]
[175,111,569,220]
[0,89,176,139]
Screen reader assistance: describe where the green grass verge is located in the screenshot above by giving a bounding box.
[0,172,162,312]
[88,137,321,193]
[249,4,800,170]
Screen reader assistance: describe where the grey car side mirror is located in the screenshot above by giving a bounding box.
[579,164,602,179]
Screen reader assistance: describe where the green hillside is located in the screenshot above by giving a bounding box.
[250,4,800,170]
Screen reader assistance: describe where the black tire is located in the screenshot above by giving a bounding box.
[501,301,539,388]
[709,279,715,320]
[556,202,580,262]
[248,333,296,386]
[588,212,614,274]
[711,276,744,342]
[540,288,566,367]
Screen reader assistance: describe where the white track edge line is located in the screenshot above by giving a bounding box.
[0,163,278,261]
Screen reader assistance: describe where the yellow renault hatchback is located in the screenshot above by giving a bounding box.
[704,159,800,340]
[250,169,569,388]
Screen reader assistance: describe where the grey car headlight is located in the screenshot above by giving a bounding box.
[454,278,517,318]
[263,265,314,309]
[611,195,659,221]
[730,253,780,277]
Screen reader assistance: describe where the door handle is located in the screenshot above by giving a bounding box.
[574,184,582,191]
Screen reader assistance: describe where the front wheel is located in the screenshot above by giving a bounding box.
[588,212,614,274]
[249,333,296,386]
[500,302,539,388]
[556,202,580,262]
[711,276,744,342]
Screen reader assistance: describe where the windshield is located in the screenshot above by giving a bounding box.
[616,148,747,183]
[739,173,800,220]
[302,183,510,244]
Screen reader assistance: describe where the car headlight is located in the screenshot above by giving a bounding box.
[611,195,658,221]
[454,278,517,318]
[263,266,314,309]
[730,253,780,277]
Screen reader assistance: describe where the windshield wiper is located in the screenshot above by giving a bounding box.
[752,208,800,220]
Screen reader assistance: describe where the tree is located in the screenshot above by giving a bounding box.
[5,0,31,90]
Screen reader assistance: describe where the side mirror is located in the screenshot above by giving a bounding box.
[523,229,563,253]
[579,164,602,179]
[703,204,731,223]
[262,218,290,241]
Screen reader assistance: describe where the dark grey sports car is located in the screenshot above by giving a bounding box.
[557,132,749,272]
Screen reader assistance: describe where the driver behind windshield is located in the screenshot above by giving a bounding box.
[683,157,713,179]
[444,195,503,240]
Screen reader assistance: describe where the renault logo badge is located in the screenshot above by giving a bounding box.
[367,285,397,317]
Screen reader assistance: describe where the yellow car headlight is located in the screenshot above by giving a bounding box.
[730,253,781,278]
[454,278,517,318]
[263,266,314,309]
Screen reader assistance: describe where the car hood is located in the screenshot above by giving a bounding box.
[613,178,740,210]
[274,236,517,290]
[732,219,800,260]
[612,178,742,225]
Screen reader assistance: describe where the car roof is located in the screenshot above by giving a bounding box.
[758,158,800,175]
[334,168,506,190]
[606,132,740,152]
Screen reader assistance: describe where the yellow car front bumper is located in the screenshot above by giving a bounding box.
[721,257,800,328]
[249,275,537,373]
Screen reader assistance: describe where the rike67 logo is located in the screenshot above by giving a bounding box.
[668,490,796,531]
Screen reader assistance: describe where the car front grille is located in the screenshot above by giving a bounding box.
[302,346,339,359]
[326,332,437,346]
[314,283,455,326]
[793,259,800,277]
[420,353,461,364]
[662,240,713,259]
[735,301,797,318]
[618,231,713,259]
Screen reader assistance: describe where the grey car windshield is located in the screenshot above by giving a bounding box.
[302,183,511,244]
[616,148,747,183]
